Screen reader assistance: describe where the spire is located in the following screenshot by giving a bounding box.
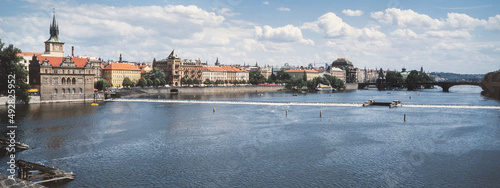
[168,49,179,59]
[215,57,220,66]
[46,8,62,43]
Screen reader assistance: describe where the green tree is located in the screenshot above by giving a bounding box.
[160,78,166,86]
[204,79,211,85]
[146,78,153,86]
[249,71,266,85]
[286,76,306,90]
[378,68,385,79]
[269,73,277,83]
[137,78,147,87]
[323,74,345,90]
[386,71,404,84]
[193,78,199,85]
[122,77,134,88]
[94,79,107,90]
[180,78,187,86]
[406,70,420,90]
[0,40,30,103]
[187,78,193,85]
[302,71,308,81]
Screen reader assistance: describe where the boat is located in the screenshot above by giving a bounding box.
[315,84,335,91]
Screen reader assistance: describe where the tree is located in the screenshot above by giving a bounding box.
[481,69,500,100]
[146,78,153,86]
[386,71,404,84]
[323,74,345,90]
[122,77,134,88]
[193,78,199,85]
[269,73,277,83]
[94,79,107,90]
[378,68,385,79]
[204,79,211,85]
[0,40,30,103]
[249,71,266,85]
[137,78,147,87]
[286,77,306,90]
[406,70,420,90]
[180,78,187,86]
[302,71,308,81]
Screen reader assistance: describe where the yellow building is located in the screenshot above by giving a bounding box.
[103,63,141,87]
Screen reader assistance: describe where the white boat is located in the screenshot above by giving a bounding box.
[315,84,335,91]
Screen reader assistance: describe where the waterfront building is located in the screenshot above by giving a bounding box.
[330,67,346,82]
[203,66,226,82]
[17,52,43,84]
[180,59,203,84]
[134,62,152,74]
[202,66,249,83]
[153,50,181,86]
[28,12,97,102]
[284,69,319,81]
[259,67,273,80]
[331,58,357,83]
[102,63,141,87]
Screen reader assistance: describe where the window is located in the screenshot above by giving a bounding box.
[61,78,66,85]
[72,78,76,85]
[53,78,58,85]
[45,69,48,74]
[54,89,58,94]
[62,88,65,94]
[79,88,82,94]
[78,78,83,84]
[72,88,75,94]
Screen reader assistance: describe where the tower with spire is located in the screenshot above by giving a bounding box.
[44,9,65,57]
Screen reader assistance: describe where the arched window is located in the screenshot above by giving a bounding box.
[54,89,58,94]
[79,88,82,94]
[72,78,76,85]
[72,88,75,94]
[67,88,70,94]
[67,77,71,85]
[61,78,66,85]
[62,88,65,94]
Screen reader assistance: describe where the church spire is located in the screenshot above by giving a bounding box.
[47,8,62,43]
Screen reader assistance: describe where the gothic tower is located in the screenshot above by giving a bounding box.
[44,9,65,57]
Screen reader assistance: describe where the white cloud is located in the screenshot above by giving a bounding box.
[391,29,418,38]
[342,9,363,16]
[255,24,313,45]
[423,30,472,39]
[371,8,444,29]
[262,1,269,5]
[302,12,386,40]
[277,7,290,12]
[446,12,486,29]
[485,15,500,31]
[431,42,466,50]
[216,8,239,17]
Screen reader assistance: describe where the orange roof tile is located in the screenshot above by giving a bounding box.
[17,52,43,57]
[36,56,89,68]
[103,63,141,70]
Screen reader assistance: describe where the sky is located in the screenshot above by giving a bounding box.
[0,0,499,74]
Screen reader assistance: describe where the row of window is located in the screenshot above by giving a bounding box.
[43,77,86,85]
[54,88,83,95]
[43,69,93,74]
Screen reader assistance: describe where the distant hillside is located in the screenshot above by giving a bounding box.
[430,72,484,82]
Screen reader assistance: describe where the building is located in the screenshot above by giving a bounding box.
[331,58,357,83]
[180,59,203,84]
[330,67,346,82]
[134,62,152,74]
[284,69,319,81]
[203,66,226,82]
[259,67,273,80]
[17,52,43,84]
[153,50,181,86]
[103,63,141,87]
[28,12,97,102]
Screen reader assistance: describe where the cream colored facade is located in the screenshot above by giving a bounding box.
[330,67,346,82]
[103,63,141,87]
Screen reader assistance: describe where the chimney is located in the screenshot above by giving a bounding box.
[72,46,74,57]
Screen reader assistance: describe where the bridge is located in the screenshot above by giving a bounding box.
[358,81,481,92]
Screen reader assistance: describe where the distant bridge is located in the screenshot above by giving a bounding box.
[358,81,481,92]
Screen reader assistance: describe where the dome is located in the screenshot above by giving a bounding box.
[331,58,353,67]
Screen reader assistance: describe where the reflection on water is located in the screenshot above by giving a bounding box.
[1,87,499,187]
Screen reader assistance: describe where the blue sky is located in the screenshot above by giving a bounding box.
[1,0,499,73]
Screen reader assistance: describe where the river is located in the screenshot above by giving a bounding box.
[1,86,499,187]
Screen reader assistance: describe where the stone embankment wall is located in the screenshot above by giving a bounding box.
[115,86,286,98]
[345,83,359,90]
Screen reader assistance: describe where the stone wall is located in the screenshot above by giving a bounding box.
[345,83,359,90]
[115,86,285,98]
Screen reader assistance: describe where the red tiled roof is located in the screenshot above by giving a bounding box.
[36,56,89,68]
[103,63,141,70]
[17,52,43,57]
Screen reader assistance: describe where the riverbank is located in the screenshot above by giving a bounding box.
[0,174,45,188]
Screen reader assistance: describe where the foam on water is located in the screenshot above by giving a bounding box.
[111,98,500,109]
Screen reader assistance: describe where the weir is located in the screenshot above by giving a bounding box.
[110,99,500,109]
